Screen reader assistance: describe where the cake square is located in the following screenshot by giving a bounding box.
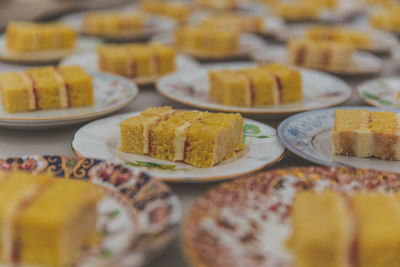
[0,72,34,113]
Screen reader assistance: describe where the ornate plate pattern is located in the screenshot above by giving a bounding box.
[60,49,199,86]
[72,111,285,182]
[0,155,181,267]
[156,62,352,114]
[357,77,400,108]
[278,106,400,173]
[0,72,139,129]
[182,166,400,267]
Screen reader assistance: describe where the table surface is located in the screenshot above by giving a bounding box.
[0,54,398,266]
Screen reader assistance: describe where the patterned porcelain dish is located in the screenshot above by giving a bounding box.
[0,72,139,129]
[156,62,353,115]
[357,77,400,108]
[71,111,285,182]
[0,35,101,64]
[59,12,177,41]
[150,32,266,61]
[182,166,400,267]
[0,155,181,267]
[277,25,398,54]
[251,45,383,76]
[278,106,400,173]
[60,49,199,86]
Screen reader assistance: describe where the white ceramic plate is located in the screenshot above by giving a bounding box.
[59,12,177,41]
[0,35,101,64]
[151,32,266,60]
[391,46,400,65]
[0,72,139,129]
[156,62,353,114]
[358,77,400,108]
[251,45,384,75]
[72,111,285,182]
[59,49,199,86]
[278,106,400,173]
[277,25,398,53]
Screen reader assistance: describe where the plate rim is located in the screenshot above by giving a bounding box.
[357,76,400,108]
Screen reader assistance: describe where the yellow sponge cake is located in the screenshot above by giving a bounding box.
[140,1,191,23]
[199,13,264,32]
[370,8,400,33]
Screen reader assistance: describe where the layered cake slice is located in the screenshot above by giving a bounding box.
[174,26,240,57]
[0,170,103,266]
[199,13,264,32]
[370,8,400,33]
[119,106,245,168]
[6,21,76,52]
[83,12,145,35]
[287,39,354,70]
[331,109,400,160]
[273,2,321,21]
[140,1,191,23]
[195,0,239,9]
[97,43,175,79]
[0,65,93,113]
[208,63,302,107]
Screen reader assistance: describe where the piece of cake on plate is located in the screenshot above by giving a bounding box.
[140,1,191,23]
[208,63,302,107]
[0,170,103,266]
[119,106,245,168]
[287,39,354,71]
[0,65,94,113]
[272,2,322,21]
[331,109,400,160]
[5,21,76,52]
[370,9,400,33]
[306,26,371,50]
[199,13,264,32]
[195,0,239,10]
[83,12,145,35]
[174,26,240,57]
[97,43,175,79]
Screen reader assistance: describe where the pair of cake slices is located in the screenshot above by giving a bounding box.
[0,170,103,266]
[0,65,94,113]
[290,190,400,267]
[209,63,303,107]
[119,106,245,168]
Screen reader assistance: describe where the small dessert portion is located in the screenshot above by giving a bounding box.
[306,26,371,50]
[199,13,264,33]
[287,39,354,71]
[272,2,321,21]
[331,109,400,160]
[290,190,400,267]
[195,0,239,10]
[0,170,103,266]
[370,9,400,34]
[174,26,240,57]
[5,21,76,52]
[119,106,245,168]
[0,66,94,113]
[140,1,191,23]
[97,43,175,79]
[209,63,302,107]
[83,12,145,36]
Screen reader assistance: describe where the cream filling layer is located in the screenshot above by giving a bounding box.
[173,121,191,161]
[52,69,69,108]
[19,73,36,111]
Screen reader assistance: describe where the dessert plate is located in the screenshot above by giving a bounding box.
[0,72,138,129]
[156,62,353,115]
[278,106,400,173]
[150,32,266,60]
[182,166,400,267]
[72,111,285,182]
[357,77,400,108]
[0,35,101,64]
[60,49,199,86]
[251,45,384,76]
[59,12,177,41]
[0,155,181,267]
[277,25,398,54]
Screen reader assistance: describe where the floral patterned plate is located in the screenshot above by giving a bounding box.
[182,166,400,267]
[71,111,285,182]
[156,62,352,115]
[59,12,177,41]
[0,72,138,129]
[0,155,181,267]
[357,77,400,108]
[60,49,199,86]
[278,106,400,173]
[251,45,384,76]
[0,35,101,64]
